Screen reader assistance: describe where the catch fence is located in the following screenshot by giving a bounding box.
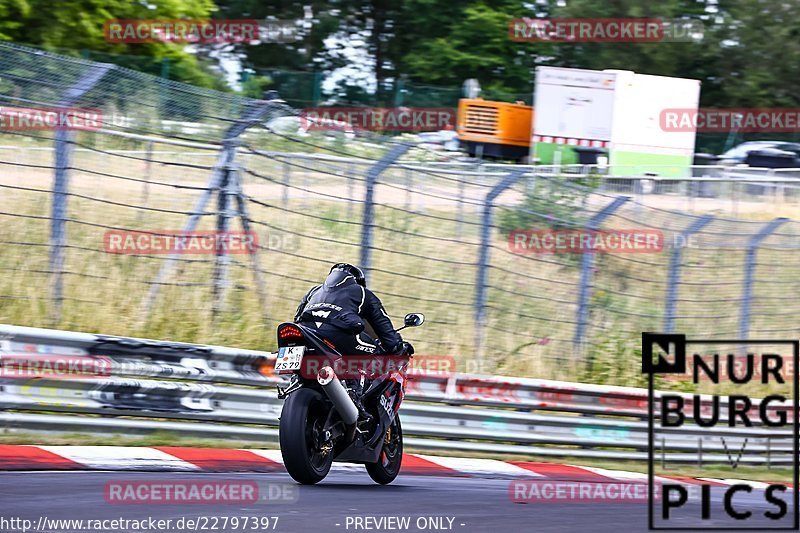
[0,43,799,381]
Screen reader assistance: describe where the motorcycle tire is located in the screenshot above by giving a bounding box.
[365,415,403,485]
[280,388,334,484]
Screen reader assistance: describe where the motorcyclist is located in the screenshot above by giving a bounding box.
[294,263,414,358]
[294,263,414,422]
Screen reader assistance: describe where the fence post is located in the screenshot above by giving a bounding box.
[663,215,714,333]
[232,167,270,323]
[473,169,528,371]
[137,141,154,224]
[282,159,290,209]
[312,71,322,107]
[142,98,288,321]
[404,166,413,212]
[456,171,465,239]
[48,62,114,326]
[359,143,412,280]
[212,160,237,317]
[302,158,311,210]
[346,161,355,220]
[394,79,405,107]
[572,196,629,356]
[738,217,788,340]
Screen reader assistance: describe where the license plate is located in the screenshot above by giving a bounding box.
[275,346,305,372]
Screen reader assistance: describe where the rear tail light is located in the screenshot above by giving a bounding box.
[278,324,304,340]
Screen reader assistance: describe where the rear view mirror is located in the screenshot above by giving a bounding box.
[404,313,424,327]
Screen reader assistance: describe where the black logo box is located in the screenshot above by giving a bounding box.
[642,333,799,531]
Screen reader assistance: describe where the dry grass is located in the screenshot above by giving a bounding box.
[1,138,799,390]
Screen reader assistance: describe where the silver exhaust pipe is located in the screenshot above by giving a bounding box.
[317,366,358,425]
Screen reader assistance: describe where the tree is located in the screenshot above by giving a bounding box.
[391,0,539,97]
[704,0,800,108]
[0,0,225,88]
[538,0,712,78]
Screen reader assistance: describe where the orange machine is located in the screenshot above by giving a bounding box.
[456,98,533,161]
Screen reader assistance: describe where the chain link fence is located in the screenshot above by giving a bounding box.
[1,42,799,384]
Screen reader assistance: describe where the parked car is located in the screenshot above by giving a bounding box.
[718,141,800,166]
[416,129,461,151]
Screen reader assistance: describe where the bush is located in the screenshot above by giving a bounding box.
[497,175,599,236]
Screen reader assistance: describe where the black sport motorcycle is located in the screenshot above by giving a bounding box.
[275,313,424,485]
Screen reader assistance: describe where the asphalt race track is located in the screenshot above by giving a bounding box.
[0,471,791,533]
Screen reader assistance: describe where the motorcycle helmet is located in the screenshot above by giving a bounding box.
[330,263,366,286]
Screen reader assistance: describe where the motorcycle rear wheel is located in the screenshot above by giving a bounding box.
[280,388,334,484]
[365,415,403,485]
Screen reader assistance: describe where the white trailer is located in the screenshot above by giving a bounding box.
[532,66,701,176]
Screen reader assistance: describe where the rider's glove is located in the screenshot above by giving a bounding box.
[401,341,415,355]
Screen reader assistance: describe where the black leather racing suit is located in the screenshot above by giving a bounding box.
[294,269,403,356]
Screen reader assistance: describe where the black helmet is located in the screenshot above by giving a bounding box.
[330,263,365,286]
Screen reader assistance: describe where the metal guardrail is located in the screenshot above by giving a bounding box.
[0,325,792,465]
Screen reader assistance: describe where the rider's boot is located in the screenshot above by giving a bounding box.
[348,378,373,423]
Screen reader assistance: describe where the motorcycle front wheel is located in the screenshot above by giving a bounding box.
[279,388,334,484]
[365,415,403,485]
